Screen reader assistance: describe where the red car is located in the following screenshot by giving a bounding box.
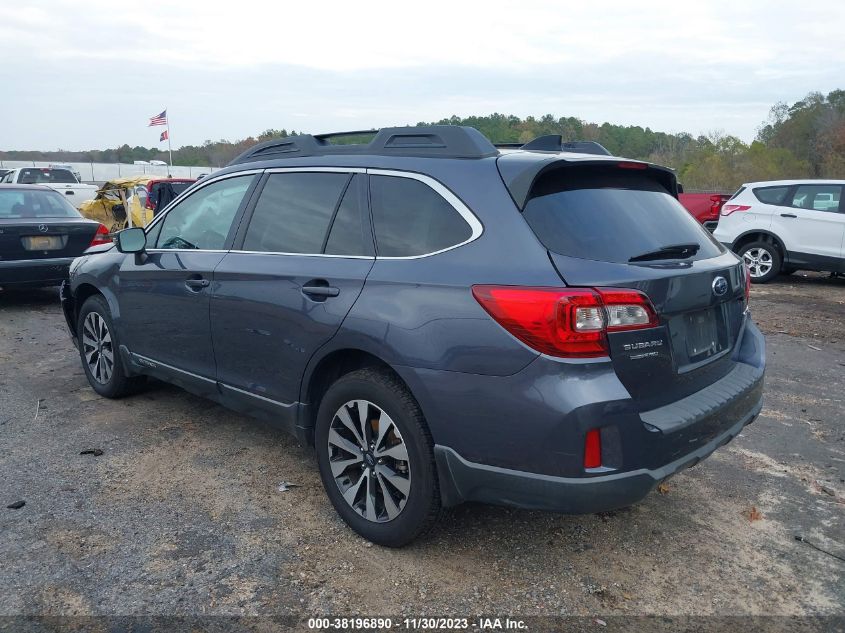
[679,192,731,232]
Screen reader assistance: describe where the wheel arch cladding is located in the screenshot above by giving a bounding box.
[302,348,423,443]
[733,230,786,257]
[72,283,107,329]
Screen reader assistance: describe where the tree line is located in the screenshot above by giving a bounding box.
[2,90,842,192]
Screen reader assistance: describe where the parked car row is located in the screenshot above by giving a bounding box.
[0,172,196,287]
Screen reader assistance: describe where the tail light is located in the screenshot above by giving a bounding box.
[709,195,726,215]
[617,161,648,170]
[471,286,658,358]
[721,204,750,216]
[89,223,112,247]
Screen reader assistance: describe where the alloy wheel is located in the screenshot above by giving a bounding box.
[82,312,114,384]
[327,399,411,523]
[743,247,773,279]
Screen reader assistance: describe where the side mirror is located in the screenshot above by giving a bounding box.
[116,227,146,254]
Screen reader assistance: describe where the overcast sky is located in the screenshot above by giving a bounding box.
[1,0,843,151]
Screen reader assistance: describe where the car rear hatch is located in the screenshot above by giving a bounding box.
[498,158,748,412]
[0,217,99,261]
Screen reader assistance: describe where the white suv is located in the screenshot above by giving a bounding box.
[713,179,845,283]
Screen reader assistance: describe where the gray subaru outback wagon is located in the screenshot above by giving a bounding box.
[61,126,765,546]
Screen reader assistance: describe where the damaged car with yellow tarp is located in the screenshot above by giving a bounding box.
[78,177,154,234]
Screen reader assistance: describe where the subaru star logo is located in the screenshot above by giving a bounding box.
[712,276,728,297]
[38,224,48,233]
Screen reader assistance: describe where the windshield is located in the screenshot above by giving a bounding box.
[522,167,723,264]
[18,168,77,184]
[0,189,82,218]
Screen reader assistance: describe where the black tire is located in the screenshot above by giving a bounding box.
[314,368,441,547]
[77,294,145,398]
[738,240,782,284]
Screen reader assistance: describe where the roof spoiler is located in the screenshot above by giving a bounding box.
[495,135,611,156]
[228,126,499,164]
[497,155,680,210]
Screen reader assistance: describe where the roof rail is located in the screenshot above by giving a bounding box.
[228,126,498,165]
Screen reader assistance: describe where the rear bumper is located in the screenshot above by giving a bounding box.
[428,317,765,513]
[435,401,759,513]
[0,257,74,287]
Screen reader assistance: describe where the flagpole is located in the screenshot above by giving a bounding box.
[166,107,173,175]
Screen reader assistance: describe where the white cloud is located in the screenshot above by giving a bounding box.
[1,0,843,149]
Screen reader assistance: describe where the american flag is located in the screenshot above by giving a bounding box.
[148,110,167,126]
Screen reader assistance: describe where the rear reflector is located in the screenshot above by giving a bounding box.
[721,204,750,216]
[744,263,751,301]
[584,429,602,469]
[471,286,658,358]
[89,223,112,247]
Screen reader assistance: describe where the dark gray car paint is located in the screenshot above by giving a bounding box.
[62,146,766,514]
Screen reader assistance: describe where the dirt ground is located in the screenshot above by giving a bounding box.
[0,272,843,626]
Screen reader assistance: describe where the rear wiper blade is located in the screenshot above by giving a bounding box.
[628,243,700,262]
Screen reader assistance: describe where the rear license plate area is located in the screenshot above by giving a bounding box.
[22,235,64,251]
[685,307,727,362]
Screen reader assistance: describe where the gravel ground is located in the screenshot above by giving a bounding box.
[0,273,843,623]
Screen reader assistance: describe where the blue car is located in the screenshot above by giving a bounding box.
[61,127,765,546]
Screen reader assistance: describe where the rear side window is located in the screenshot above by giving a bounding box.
[752,186,789,205]
[18,168,76,184]
[324,175,370,256]
[789,184,841,213]
[370,175,472,257]
[522,166,722,264]
[243,172,349,254]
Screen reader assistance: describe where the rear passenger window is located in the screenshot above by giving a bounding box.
[243,172,349,254]
[789,185,841,213]
[324,175,371,256]
[370,175,472,257]
[752,186,789,205]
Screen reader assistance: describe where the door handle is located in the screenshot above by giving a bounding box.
[780,213,797,218]
[185,278,210,291]
[65,191,74,195]
[302,283,340,298]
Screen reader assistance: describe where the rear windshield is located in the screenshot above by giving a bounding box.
[522,167,722,264]
[0,189,81,218]
[18,168,77,184]
[169,182,192,196]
